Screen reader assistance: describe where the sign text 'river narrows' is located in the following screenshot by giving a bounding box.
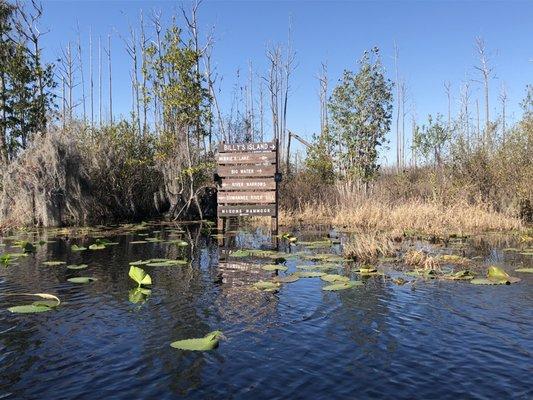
[216,141,279,232]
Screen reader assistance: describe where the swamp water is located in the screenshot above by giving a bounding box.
[0,223,532,399]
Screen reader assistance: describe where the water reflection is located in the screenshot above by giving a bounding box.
[0,224,531,399]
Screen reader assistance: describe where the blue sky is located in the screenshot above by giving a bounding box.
[37,0,532,163]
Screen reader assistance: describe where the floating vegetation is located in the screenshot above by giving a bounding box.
[130,240,148,244]
[66,264,89,270]
[6,293,61,314]
[129,287,151,304]
[321,274,349,283]
[253,280,281,292]
[146,259,188,267]
[170,331,223,351]
[356,266,381,276]
[471,266,521,285]
[67,277,98,284]
[295,271,325,278]
[281,233,298,244]
[43,260,66,266]
[322,281,363,291]
[515,268,533,273]
[89,238,118,250]
[129,266,152,287]
[273,274,300,283]
[262,264,288,272]
[442,270,475,280]
[71,244,87,251]
[229,249,251,258]
[89,243,106,250]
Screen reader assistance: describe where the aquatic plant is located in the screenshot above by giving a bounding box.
[262,264,288,272]
[343,233,395,263]
[322,281,363,291]
[170,331,224,351]
[71,244,87,251]
[321,274,350,283]
[67,277,98,284]
[43,260,66,266]
[471,266,521,285]
[129,266,152,287]
[6,293,61,314]
[66,264,89,270]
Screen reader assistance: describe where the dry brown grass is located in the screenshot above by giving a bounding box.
[280,195,523,236]
[342,232,396,263]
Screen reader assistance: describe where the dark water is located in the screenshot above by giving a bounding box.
[0,224,532,400]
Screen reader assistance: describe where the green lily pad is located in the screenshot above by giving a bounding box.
[253,281,280,291]
[147,259,188,267]
[66,264,89,270]
[443,269,475,280]
[89,243,106,250]
[471,278,506,285]
[130,241,148,244]
[295,271,325,278]
[322,281,363,291]
[170,330,223,351]
[128,287,151,304]
[262,264,288,272]
[8,304,53,313]
[71,244,87,251]
[273,274,300,283]
[321,274,350,283]
[43,261,66,266]
[515,268,533,273]
[67,277,98,284]
[129,265,152,287]
[230,249,251,258]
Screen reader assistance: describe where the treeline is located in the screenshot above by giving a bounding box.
[0,0,531,228]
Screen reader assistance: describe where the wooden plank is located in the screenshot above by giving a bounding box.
[217,165,275,178]
[218,204,276,217]
[218,191,275,204]
[217,152,276,165]
[220,178,276,191]
[218,141,276,153]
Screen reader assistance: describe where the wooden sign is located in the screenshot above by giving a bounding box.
[217,165,275,178]
[217,152,276,165]
[218,141,276,153]
[218,205,276,217]
[216,141,279,232]
[218,191,275,204]
[220,178,276,191]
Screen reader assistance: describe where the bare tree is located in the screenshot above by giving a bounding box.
[393,42,400,171]
[474,36,494,148]
[318,61,328,139]
[98,36,102,126]
[104,34,113,125]
[89,28,94,127]
[444,81,452,128]
[500,83,508,142]
[76,22,86,122]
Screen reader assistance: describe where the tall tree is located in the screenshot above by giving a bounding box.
[328,47,393,190]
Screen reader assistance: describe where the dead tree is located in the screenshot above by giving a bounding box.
[104,34,113,126]
[474,37,494,148]
[76,23,86,122]
[499,83,507,142]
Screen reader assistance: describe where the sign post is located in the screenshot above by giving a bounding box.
[216,140,279,238]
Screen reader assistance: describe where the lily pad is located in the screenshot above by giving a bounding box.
[322,281,363,291]
[66,264,89,270]
[515,268,533,273]
[129,265,152,287]
[67,277,98,284]
[147,259,188,267]
[43,261,66,266]
[170,331,223,351]
[128,287,151,304]
[273,274,300,283]
[130,241,148,244]
[8,304,53,313]
[442,269,475,280]
[321,274,350,283]
[71,244,87,251]
[471,266,521,285]
[230,249,251,258]
[295,271,325,278]
[89,243,106,250]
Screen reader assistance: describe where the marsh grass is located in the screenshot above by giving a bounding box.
[280,197,523,236]
[342,232,396,263]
